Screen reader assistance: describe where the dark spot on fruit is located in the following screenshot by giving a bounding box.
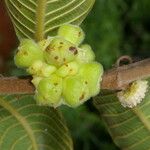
[60,42,63,45]
[46,46,51,52]
[54,83,58,86]
[69,46,76,52]
[54,56,59,60]
[85,81,88,84]
[46,45,55,52]
[80,93,85,100]
[65,64,69,67]
[69,46,78,55]
[69,69,73,72]
[23,51,28,55]
[63,58,66,62]
[74,50,78,55]
[78,31,81,37]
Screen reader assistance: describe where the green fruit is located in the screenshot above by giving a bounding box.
[27,60,43,75]
[58,24,85,46]
[44,37,78,67]
[77,44,95,63]
[42,64,57,77]
[27,60,56,77]
[38,37,53,51]
[56,61,78,77]
[37,74,62,106]
[14,39,43,68]
[31,76,43,88]
[35,93,62,107]
[63,75,90,107]
[79,62,103,96]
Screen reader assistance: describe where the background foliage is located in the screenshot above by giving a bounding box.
[0,0,150,150]
[62,0,150,149]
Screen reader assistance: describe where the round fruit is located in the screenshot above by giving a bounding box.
[44,37,78,67]
[38,37,53,51]
[56,61,78,77]
[58,24,85,46]
[28,60,56,77]
[14,39,43,68]
[63,75,89,107]
[31,76,43,88]
[37,74,62,105]
[77,44,95,63]
[79,62,103,96]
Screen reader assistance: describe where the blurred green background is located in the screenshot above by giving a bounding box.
[0,0,150,149]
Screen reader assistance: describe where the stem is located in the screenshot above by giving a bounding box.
[0,58,150,94]
[35,0,47,41]
[101,58,150,90]
[0,77,34,94]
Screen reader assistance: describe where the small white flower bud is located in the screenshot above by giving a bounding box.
[117,80,148,108]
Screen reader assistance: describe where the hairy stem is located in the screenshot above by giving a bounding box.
[0,58,150,94]
[35,0,47,41]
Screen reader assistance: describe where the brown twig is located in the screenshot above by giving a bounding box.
[0,58,150,94]
[0,77,34,94]
[101,58,150,90]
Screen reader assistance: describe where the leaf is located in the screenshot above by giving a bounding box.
[5,0,95,41]
[0,94,73,150]
[93,91,150,150]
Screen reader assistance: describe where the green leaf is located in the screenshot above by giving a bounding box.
[5,0,95,41]
[93,91,150,150]
[0,95,73,150]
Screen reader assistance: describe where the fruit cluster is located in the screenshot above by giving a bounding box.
[14,24,103,108]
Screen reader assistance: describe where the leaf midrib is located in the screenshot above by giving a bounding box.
[132,108,150,131]
[0,98,38,150]
[124,107,150,149]
[35,0,47,41]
